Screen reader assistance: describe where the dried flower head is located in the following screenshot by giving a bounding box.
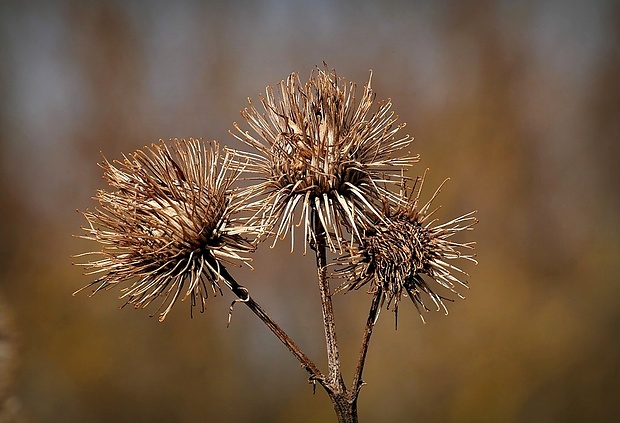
[336,172,477,322]
[74,138,257,321]
[232,66,418,252]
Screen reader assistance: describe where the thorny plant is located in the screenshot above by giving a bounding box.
[74,66,477,423]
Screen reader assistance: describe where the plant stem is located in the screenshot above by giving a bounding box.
[311,209,363,422]
[225,264,360,422]
[221,213,382,423]
[220,266,324,383]
[351,290,382,395]
[331,396,359,423]
[312,210,346,392]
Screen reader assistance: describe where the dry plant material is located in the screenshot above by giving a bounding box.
[74,65,477,423]
[336,172,477,323]
[232,67,418,253]
[74,138,257,321]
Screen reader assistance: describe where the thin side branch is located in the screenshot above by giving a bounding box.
[352,289,382,395]
[220,266,324,382]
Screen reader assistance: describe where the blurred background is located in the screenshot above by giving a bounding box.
[1,0,619,422]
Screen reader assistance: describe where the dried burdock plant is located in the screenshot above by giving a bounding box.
[74,66,477,423]
[232,66,418,252]
[74,138,258,321]
[336,171,478,324]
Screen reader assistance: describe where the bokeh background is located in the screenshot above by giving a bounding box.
[1,0,619,422]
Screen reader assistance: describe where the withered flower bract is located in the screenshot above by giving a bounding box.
[232,66,417,252]
[336,173,477,322]
[74,138,257,321]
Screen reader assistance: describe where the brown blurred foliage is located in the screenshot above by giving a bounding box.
[0,0,619,422]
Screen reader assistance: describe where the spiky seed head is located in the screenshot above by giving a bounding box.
[232,66,418,253]
[74,138,257,321]
[336,173,477,322]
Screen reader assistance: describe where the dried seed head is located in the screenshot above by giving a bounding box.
[336,172,477,322]
[232,66,418,252]
[74,138,257,321]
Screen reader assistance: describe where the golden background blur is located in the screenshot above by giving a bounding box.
[1,1,619,422]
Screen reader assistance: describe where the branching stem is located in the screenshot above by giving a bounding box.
[219,212,382,423]
[311,209,361,422]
